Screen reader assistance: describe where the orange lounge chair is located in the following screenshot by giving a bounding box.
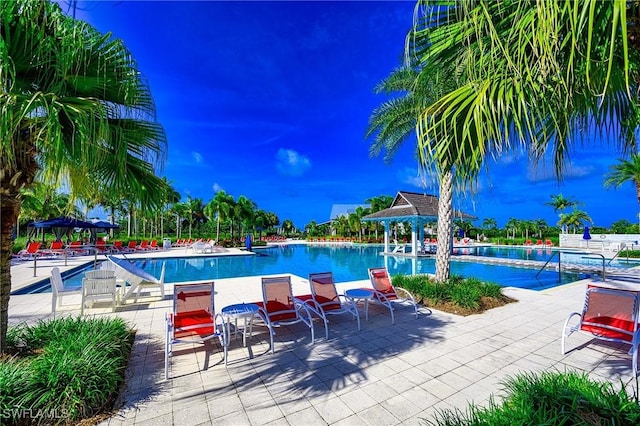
[164,282,226,379]
[545,239,553,246]
[366,267,420,324]
[562,283,640,376]
[126,241,138,252]
[252,276,315,353]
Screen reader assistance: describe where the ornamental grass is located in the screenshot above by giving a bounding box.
[425,370,640,425]
[0,317,133,425]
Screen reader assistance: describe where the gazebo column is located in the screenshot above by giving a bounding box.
[411,218,417,257]
[418,219,424,253]
[383,221,390,253]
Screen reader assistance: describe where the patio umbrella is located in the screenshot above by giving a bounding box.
[583,226,592,248]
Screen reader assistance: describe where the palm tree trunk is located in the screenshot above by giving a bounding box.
[0,196,20,354]
[435,169,453,282]
[216,209,221,243]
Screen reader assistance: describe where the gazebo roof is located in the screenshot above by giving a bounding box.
[362,191,476,222]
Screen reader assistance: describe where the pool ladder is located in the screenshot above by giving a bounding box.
[536,250,607,281]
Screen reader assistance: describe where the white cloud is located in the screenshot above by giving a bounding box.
[398,167,437,190]
[275,148,311,176]
[192,151,204,164]
[212,183,224,193]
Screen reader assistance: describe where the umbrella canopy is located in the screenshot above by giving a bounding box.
[583,226,592,240]
[29,217,98,242]
[30,217,98,229]
[92,220,119,229]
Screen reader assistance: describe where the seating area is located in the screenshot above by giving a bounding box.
[562,282,640,376]
[10,256,640,424]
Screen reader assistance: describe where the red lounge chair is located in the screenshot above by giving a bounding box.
[545,239,553,246]
[149,240,160,250]
[16,242,44,260]
[562,283,640,376]
[251,276,315,353]
[297,272,359,336]
[68,241,88,256]
[126,241,137,252]
[366,267,420,324]
[95,239,108,253]
[112,241,124,252]
[164,282,226,379]
[137,240,150,250]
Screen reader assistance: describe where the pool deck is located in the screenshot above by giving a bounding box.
[7,244,640,425]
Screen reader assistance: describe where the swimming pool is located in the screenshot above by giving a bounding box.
[18,244,592,294]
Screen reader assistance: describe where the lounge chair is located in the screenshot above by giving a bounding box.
[165,282,227,379]
[391,239,405,254]
[367,267,419,324]
[112,241,124,252]
[68,241,88,256]
[81,270,117,315]
[252,276,315,353]
[107,256,165,304]
[296,272,360,336]
[125,241,137,252]
[561,283,640,376]
[51,267,82,317]
[16,242,45,260]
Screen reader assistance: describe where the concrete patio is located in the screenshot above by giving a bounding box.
[7,250,639,425]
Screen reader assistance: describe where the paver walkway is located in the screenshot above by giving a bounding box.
[7,250,639,425]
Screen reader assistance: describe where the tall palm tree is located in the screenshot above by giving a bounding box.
[367,65,463,281]
[206,190,235,243]
[0,1,168,353]
[546,194,580,233]
[604,154,640,211]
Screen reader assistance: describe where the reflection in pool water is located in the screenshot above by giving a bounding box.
[35,244,594,294]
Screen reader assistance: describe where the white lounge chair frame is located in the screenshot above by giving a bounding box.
[254,276,315,353]
[299,272,359,336]
[107,256,165,304]
[51,267,82,317]
[165,281,227,379]
[561,283,640,376]
[367,267,419,324]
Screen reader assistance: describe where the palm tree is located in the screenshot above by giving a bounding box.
[604,154,640,221]
[206,190,234,243]
[505,218,519,240]
[0,1,168,353]
[367,65,463,281]
[546,194,580,233]
[409,1,637,185]
[282,219,295,237]
[559,209,593,234]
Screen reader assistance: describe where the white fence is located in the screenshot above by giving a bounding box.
[559,233,640,250]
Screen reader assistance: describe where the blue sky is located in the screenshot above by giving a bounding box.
[69,1,637,229]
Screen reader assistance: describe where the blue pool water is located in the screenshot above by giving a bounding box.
[18,244,596,294]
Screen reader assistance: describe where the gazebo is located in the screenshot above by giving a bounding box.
[362,191,476,257]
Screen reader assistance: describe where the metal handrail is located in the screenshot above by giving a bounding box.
[535,251,559,279]
[606,243,629,265]
[580,253,606,281]
[536,250,607,281]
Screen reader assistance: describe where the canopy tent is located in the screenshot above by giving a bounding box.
[28,217,98,242]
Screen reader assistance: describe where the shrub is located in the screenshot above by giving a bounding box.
[391,274,510,314]
[425,371,640,425]
[0,317,134,425]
